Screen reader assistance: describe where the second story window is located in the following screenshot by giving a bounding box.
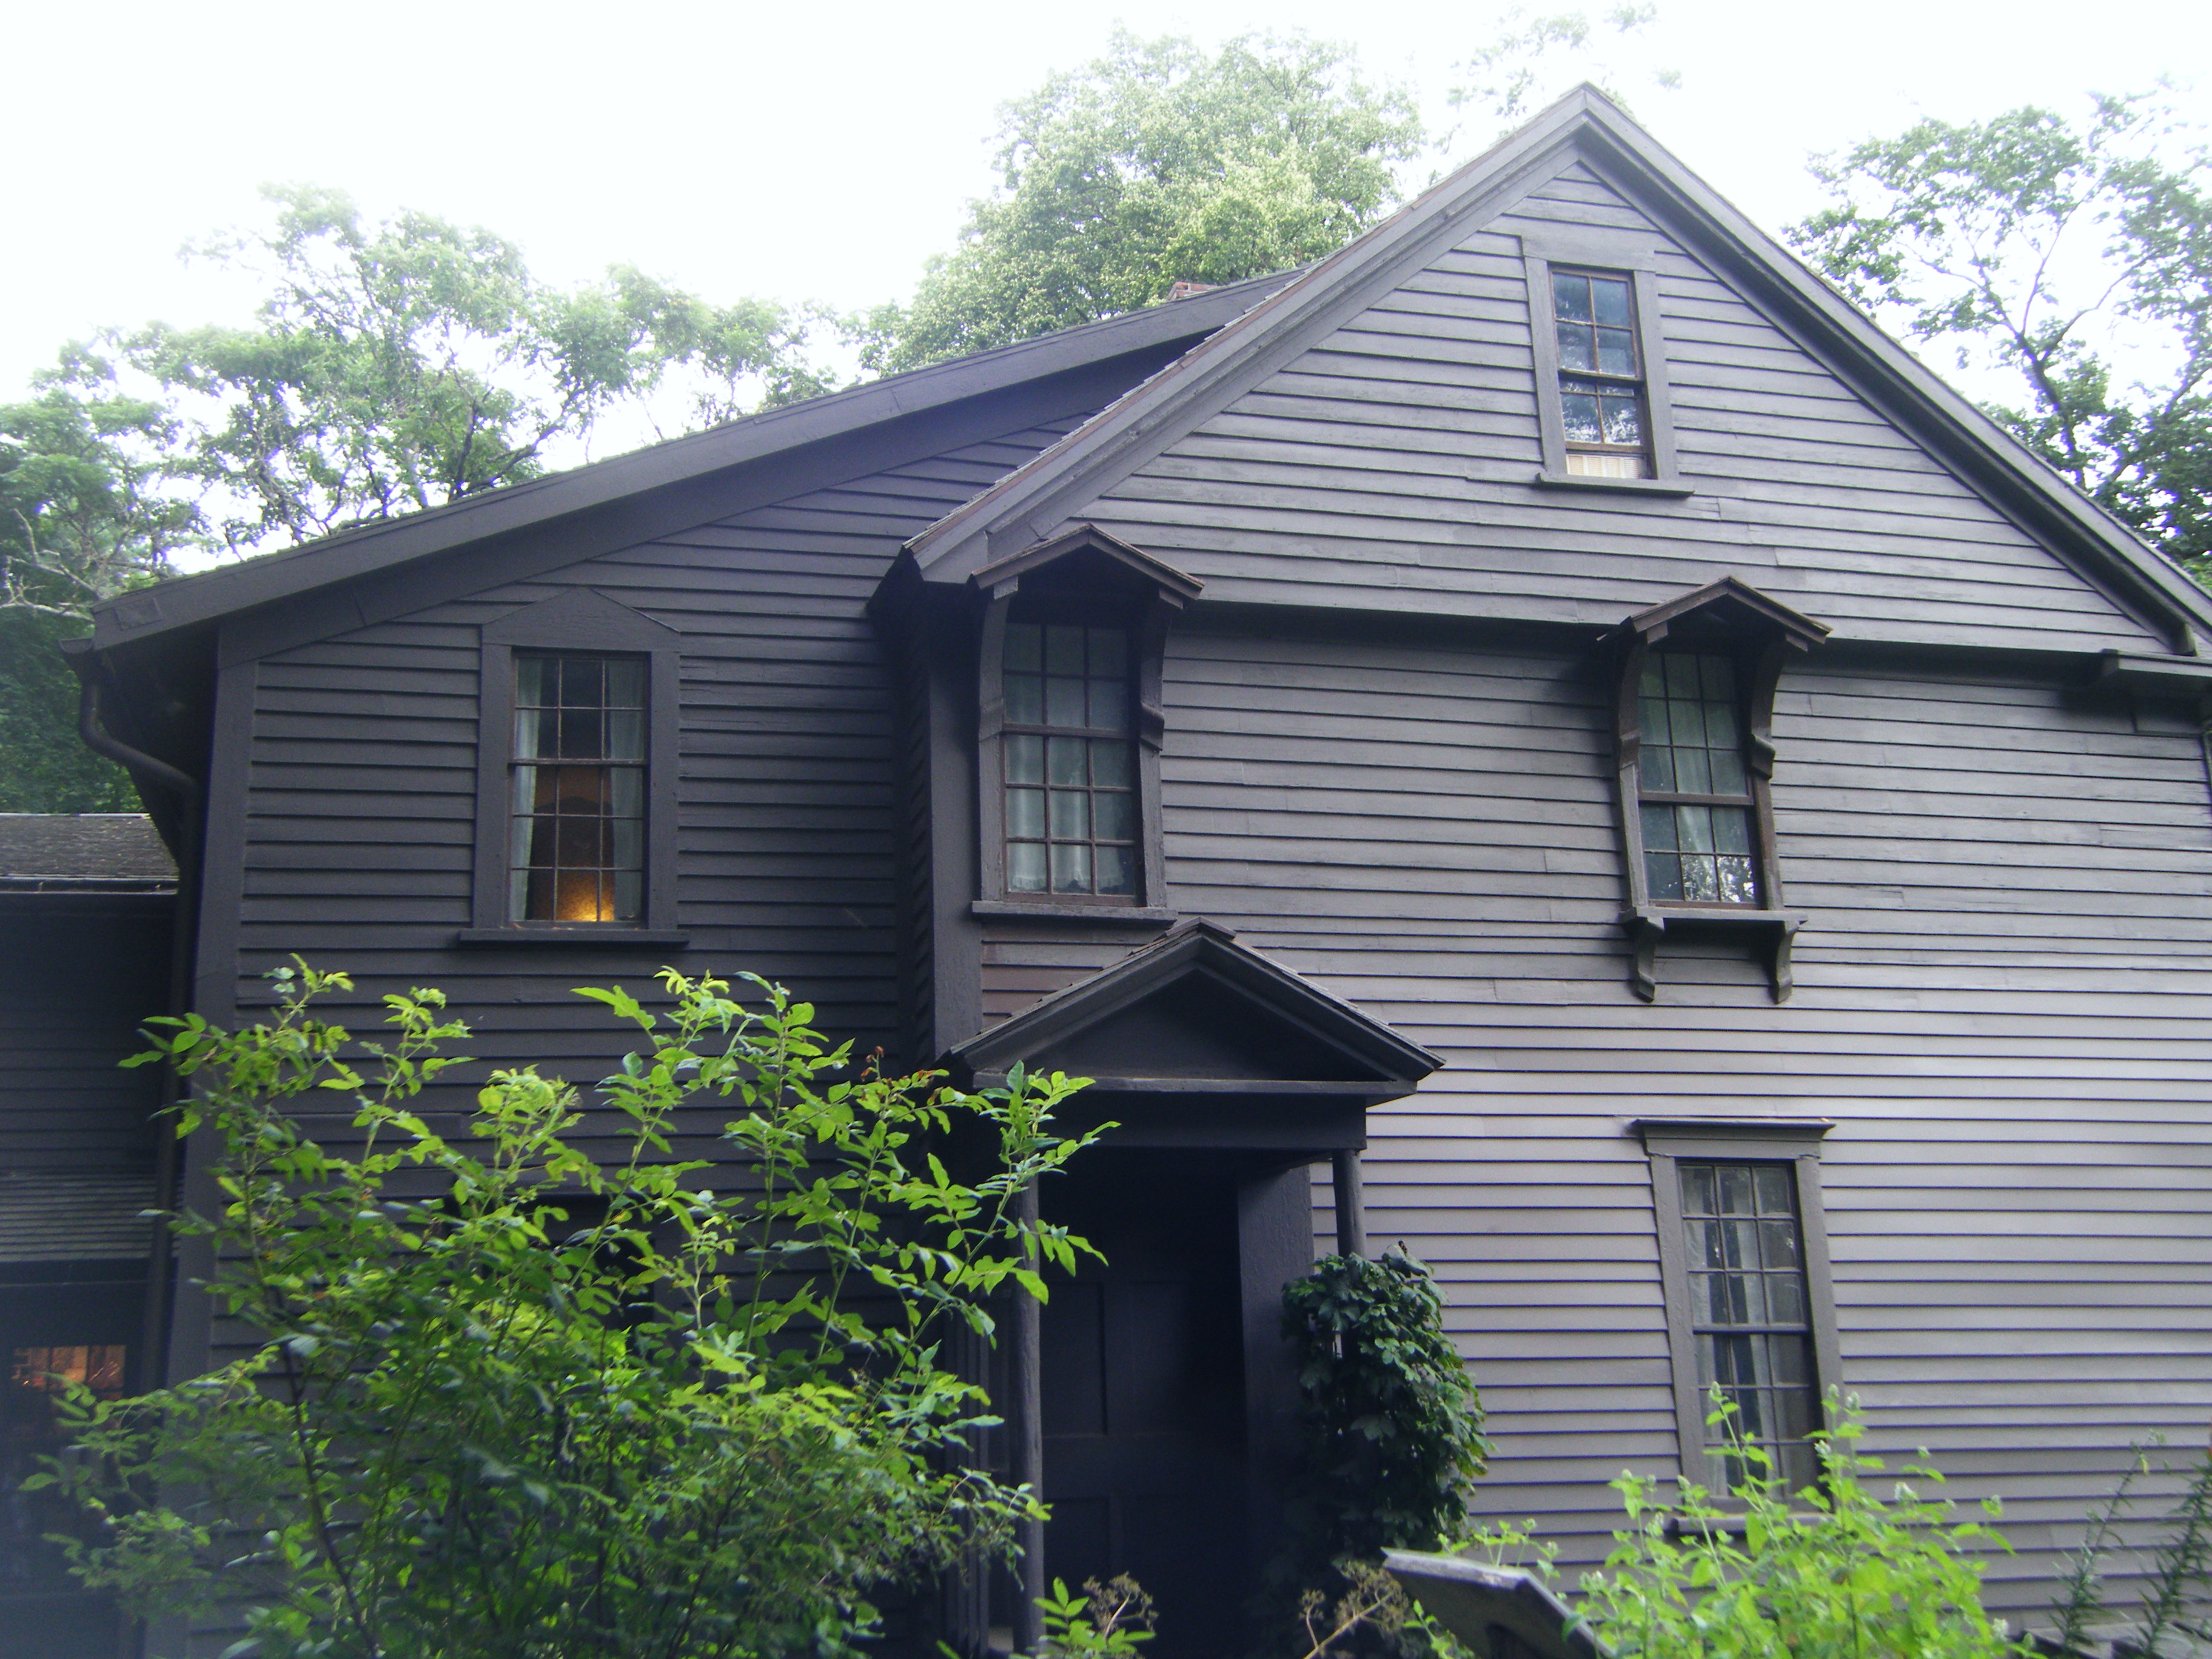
[511,654,645,923]
[1638,651,1757,905]
[1553,269,1651,479]
[1002,623,1136,899]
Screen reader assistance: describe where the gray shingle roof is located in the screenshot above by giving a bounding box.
[0,814,177,888]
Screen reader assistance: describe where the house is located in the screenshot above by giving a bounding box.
[13,85,2212,1655]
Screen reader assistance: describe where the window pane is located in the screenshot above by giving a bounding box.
[1753,1166,1792,1212]
[611,768,643,817]
[1090,739,1133,788]
[1601,391,1644,444]
[1094,791,1135,841]
[1006,733,1044,785]
[1008,842,1048,891]
[1005,623,1042,672]
[1679,806,1715,854]
[1561,389,1603,443]
[516,656,548,705]
[1708,748,1747,794]
[1552,270,1593,322]
[1557,321,1597,372]
[1641,803,1678,850]
[514,708,548,757]
[1681,1165,1714,1213]
[611,817,642,871]
[1087,629,1127,675]
[1712,808,1751,856]
[1048,790,1090,839]
[606,660,645,708]
[1639,660,1665,698]
[608,709,644,760]
[1045,674,1087,726]
[1645,851,1684,900]
[1045,625,1085,674]
[1095,845,1135,896]
[1717,856,1757,903]
[1088,678,1128,732]
[559,657,602,707]
[1640,743,1677,792]
[613,870,642,921]
[1667,695,1708,750]
[1597,328,1637,377]
[1050,842,1092,893]
[1664,655,1701,697]
[1007,788,1045,838]
[1592,276,1632,327]
[1005,672,1044,723]
[1047,736,1087,786]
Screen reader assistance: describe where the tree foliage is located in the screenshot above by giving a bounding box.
[61,186,843,557]
[871,31,1425,372]
[33,962,1101,1657]
[1791,92,2212,576]
[1446,5,1679,144]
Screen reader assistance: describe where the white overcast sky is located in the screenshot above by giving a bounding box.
[7,0,2208,399]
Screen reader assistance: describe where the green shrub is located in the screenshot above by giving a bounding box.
[1579,1390,2028,1659]
[30,962,1101,1658]
[2048,1440,2212,1656]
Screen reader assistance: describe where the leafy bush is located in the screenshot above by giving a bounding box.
[1579,1390,2028,1659]
[1273,1249,1490,1653]
[2048,1441,2212,1655]
[32,962,1100,1658]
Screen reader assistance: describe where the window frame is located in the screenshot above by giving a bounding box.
[466,589,684,943]
[970,527,1197,920]
[1637,1118,1843,1498]
[1520,230,1690,498]
[1608,579,1829,1002]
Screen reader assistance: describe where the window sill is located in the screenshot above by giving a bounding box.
[1534,469,1697,498]
[971,900,1179,924]
[453,928,691,948]
[1620,908,1806,1005]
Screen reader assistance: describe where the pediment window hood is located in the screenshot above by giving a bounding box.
[942,918,1441,1153]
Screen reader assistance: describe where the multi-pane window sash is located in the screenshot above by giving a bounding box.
[1553,269,1651,479]
[1639,651,1758,905]
[1002,622,1136,899]
[1680,1161,1819,1492]
[511,654,646,923]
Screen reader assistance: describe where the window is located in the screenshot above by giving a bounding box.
[1001,623,1138,898]
[1637,651,1757,906]
[1677,1161,1818,1489]
[1639,1120,1842,1499]
[967,526,1198,920]
[1520,235,1684,495]
[510,654,646,923]
[1551,269,1652,479]
[1608,579,1829,1002]
[468,588,683,943]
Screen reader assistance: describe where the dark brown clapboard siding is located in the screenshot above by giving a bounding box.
[1154,614,2212,1606]
[230,415,1096,1117]
[1084,166,2170,655]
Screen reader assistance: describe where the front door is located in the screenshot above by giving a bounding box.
[1039,1154,1245,1659]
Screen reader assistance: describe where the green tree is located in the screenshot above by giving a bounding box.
[70,185,843,555]
[1445,4,1680,146]
[34,963,1101,1657]
[1790,93,2212,577]
[0,358,203,809]
[871,30,1425,372]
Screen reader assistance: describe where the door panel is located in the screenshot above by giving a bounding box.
[1039,1157,1244,1659]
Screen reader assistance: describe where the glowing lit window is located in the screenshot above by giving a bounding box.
[509,654,646,923]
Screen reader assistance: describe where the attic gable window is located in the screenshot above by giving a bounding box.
[1553,269,1652,479]
[1520,236,1689,497]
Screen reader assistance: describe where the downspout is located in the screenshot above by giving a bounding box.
[65,643,202,1392]
[1332,1150,1367,1258]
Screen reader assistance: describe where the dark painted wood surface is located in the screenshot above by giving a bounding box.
[1087,163,2173,654]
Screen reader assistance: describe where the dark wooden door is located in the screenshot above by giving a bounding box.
[1039,1156,1245,1659]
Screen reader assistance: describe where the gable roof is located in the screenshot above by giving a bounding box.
[903,86,2212,654]
[83,269,1296,653]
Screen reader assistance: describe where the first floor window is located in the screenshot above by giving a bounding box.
[511,653,646,923]
[1677,1159,1820,1490]
[1001,622,1137,898]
